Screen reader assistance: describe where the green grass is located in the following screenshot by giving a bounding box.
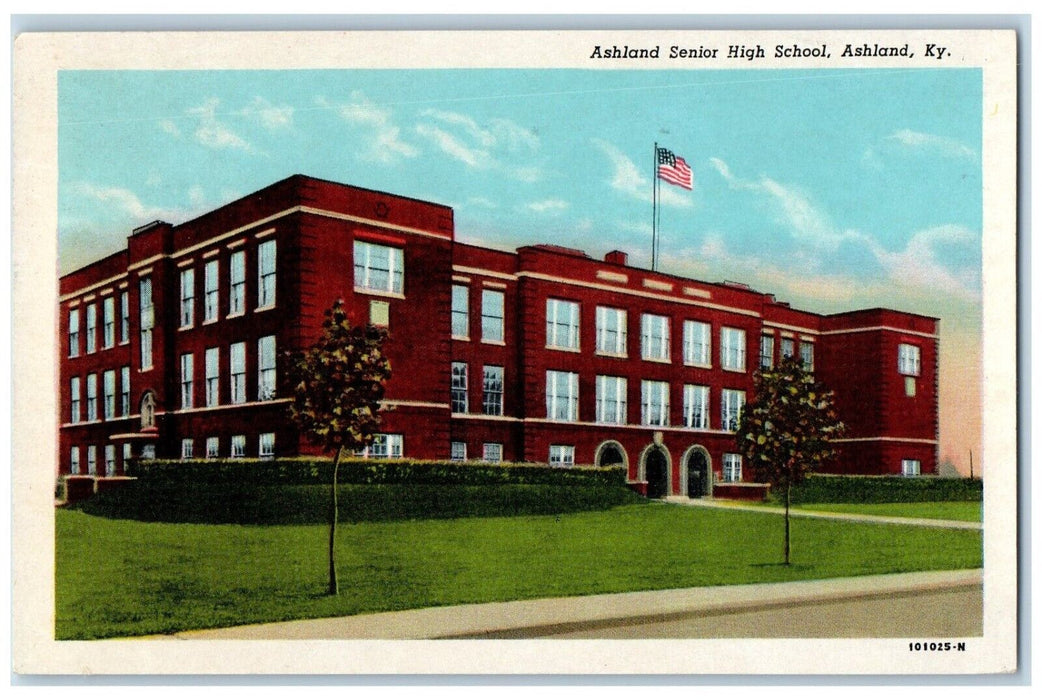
[56,501,982,640]
[795,501,982,522]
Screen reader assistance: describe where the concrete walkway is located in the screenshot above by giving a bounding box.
[664,496,982,530]
[168,568,982,640]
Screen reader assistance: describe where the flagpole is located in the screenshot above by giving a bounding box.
[652,142,658,272]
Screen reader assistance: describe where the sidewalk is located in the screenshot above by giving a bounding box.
[665,496,982,530]
[168,568,982,640]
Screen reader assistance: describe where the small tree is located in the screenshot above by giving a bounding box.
[287,300,392,595]
[736,354,844,565]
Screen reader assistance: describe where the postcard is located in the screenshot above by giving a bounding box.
[12,27,1018,675]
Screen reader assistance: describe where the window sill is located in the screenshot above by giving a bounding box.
[722,366,747,374]
[202,318,219,326]
[226,311,245,320]
[355,287,405,300]
[255,304,276,313]
[481,339,506,346]
[684,362,712,370]
[642,356,672,364]
[595,351,628,359]
[452,335,471,342]
[178,325,193,332]
[545,345,581,353]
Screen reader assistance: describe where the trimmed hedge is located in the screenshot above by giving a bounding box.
[779,474,983,505]
[129,457,626,488]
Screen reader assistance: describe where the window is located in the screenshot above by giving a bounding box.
[70,447,80,475]
[354,240,404,294]
[103,370,116,420]
[121,366,130,416]
[206,437,220,459]
[781,337,795,359]
[86,373,98,422]
[720,327,746,372]
[86,445,97,476]
[902,458,921,477]
[641,314,670,361]
[451,362,468,413]
[105,445,116,476]
[546,298,580,350]
[760,334,774,369]
[451,285,469,338]
[682,384,710,429]
[204,260,219,322]
[231,434,246,458]
[723,453,742,482]
[545,370,579,421]
[259,432,275,460]
[905,376,917,397]
[721,389,746,432]
[683,320,711,366]
[70,377,80,423]
[357,433,404,459]
[230,342,246,404]
[68,308,80,357]
[139,277,153,369]
[205,347,219,407]
[181,438,194,459]
[596,306,627,356]
[102,297,115,348]
[180,353,194,409]
[549,445,575,468]
[369,300,389,327]
[641,380,670,426]
[258,335,276,400]
[482,365,504,416]
[481,289,505,342]
[123,443,132,465]
[450,441,467,461]
[229,251,245,316]
[483,443,503,463]
[258,239,276,308]
[141,444,156,460]
[120,291,130,344]
[180,269,195,328]
[800,342,815,371]
[85,303,97,354]
[595,375,627,424]
[898,344,921,376]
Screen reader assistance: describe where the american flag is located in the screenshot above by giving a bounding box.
[657,147,693,190]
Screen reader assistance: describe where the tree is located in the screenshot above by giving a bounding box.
[736,354,844,565]
[287,300,392,595]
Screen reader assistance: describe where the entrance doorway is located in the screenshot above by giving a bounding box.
[686,449,709,498]
[645,448,669,499]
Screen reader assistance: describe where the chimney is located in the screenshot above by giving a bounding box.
[604,250,628,266]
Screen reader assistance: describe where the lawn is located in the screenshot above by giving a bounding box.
[796,501,982,522]
[56,502,982,639]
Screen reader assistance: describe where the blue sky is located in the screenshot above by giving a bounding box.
[57,67,984,468]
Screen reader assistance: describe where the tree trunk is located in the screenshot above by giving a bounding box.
[328,446,343,596]
[784,482,791,566]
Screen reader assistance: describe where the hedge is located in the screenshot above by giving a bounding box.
[129,458,626,488]
[780,474,983,504]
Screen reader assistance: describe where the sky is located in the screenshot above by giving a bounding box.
[57,67,984,474]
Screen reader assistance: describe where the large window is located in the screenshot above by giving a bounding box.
[105,445,116,476]
[204,260,219,322]
[103,370,116,420]
[139,277,154,369]
[800,342,815,371]
[70,377,80,422]
[641,314,670,361]
[481,289,505,342]
[545,370,579,421]
[450,441,467,461]
[229,342,246,404]
[901,458,921,477]
[760,334,774,369]
[206,437,220,459]
[781,337,795,359]
[259,432,275,460]
[722,453,742,482]
[641,380,670,426]
[205,347,220,407]
[102,297,115,348]
[683,320,711,366]
[357,433,404,459]
[231,434,246,458]
[721,388,746,432]
[898,344,921,376]
[68,308,80,357]
[181,439,194,460]
[258,239,277,308]
[70,446,80,475]
[451,362,468,413]
[180,353,194,409]
[258,335,276,400]
[720,326,746,372]
[121,366,130,416]
[549,445,575,468]
[180,268,195,328]
[86,373,98,422]
[546,299,580,350]
[451,284,469,338]
[682,384,709,429]
[85,303,97,354]
[86,446,97,476]
[596,306,627,356]
[595,375,627,424]
[482,365,504,416]
[354,240,404,294]
[229,250,245,316]
[483,443,503,462]
[120,291,130,344]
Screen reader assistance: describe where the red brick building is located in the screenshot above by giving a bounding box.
[58,175,940,497]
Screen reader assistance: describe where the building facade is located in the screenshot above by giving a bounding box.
[58,175,940,497]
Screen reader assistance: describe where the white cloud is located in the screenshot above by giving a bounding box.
[159,119,181,138]
[526,199,569,214]
[75,183,200,223]
[241,96,294,131]
[187,98,251,152]
[887,129,977,159]
[415,123,485,167]
[415,109,542,182]
[594,139,690,208]
[326,92,419,163]
[467,197,498,209]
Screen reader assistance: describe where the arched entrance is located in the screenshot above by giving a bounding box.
[644,447,669,499]
[683,446,712,498]
[594,440,628,469]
